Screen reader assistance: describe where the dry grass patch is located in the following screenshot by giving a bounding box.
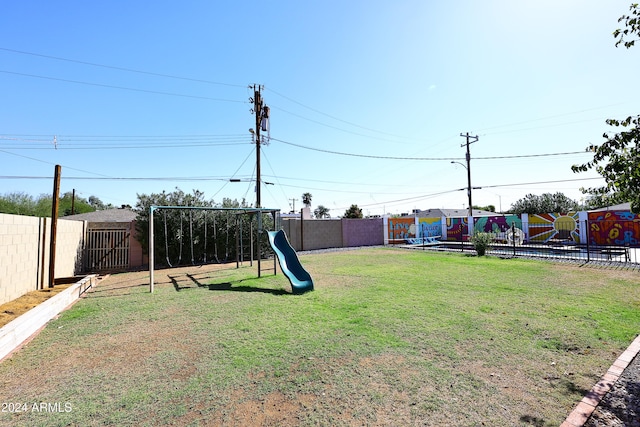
[0,284,72,328]
[0,249,638,426]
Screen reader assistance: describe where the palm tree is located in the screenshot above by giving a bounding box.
[314,205,330,219]
[343,204,363,219]
[302,192,312,207]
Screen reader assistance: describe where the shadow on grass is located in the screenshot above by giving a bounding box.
[87,282,149,298]
[169,273,290,295]
[519,415,547,426]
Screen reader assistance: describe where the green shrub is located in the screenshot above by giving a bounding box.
[470,232,494,256]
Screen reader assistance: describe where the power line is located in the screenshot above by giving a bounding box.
[267,86,420,141]
[0,70,246,103]
[0,149,113,178]
[0,142,250,150]
[271,137,463,160]
[479,176,603,190]
[475,102,627,134]
[0,176,253,181]
[0,47,246,88]
[0,133,253,150]
[271,137,588,161]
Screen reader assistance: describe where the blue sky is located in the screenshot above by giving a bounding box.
[1,1,638,217]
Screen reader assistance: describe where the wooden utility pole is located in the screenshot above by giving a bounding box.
[49,165,61,288]
[251,84,270,276]
[251,84,270,208]
[460,133,478,219]
[252,85,264,208]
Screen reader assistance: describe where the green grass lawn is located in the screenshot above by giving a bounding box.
[0,248,638,426]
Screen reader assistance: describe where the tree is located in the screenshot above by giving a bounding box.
[60,192,94,216]
[314,205,330,218]
[614,3,640,48]
[88,195,114,210]
[343,204,363,219]
[509,193,580,215]
[302,192,312,208]
[0,192,37,215]
[134,188,213,259]
[573,4,640,212]
[133,188,258,265]
[473,204,495,213]
[0,191,97,216]
[572,116,640,212]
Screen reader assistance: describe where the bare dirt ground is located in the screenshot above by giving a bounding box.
[584,353,640,427]
[2,260,638,426]
[0,284,72,328]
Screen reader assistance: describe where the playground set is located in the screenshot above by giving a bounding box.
[147,205,313,294]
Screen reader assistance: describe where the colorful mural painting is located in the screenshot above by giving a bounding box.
[386,210,640,248]
[445,217,468,241]
[527,213,581,243]
[388,217,416,242]
[588,211,640,247]
[474,215,521,237]
[418,217,442,238]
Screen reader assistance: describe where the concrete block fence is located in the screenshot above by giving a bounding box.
[0,213,85,306]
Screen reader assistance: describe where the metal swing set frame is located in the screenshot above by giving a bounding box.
[148,205,281,292]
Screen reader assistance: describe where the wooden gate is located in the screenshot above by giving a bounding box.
[85,225,130,272]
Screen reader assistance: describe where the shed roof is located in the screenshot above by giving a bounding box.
[63,208,137,223]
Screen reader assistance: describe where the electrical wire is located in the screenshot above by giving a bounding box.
[0,70,246,103]
[210,147,256,200]
[0,149,113,178]
[0,47,246,88]
[266,86,420,141]
[270,137,588,161]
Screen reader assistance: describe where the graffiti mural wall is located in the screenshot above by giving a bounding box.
[527,213,581,243]
[388,217,416,242]
[588,211,640,247]
[445,217,468,241]
[418,217,442,238]
[474,215,521,235]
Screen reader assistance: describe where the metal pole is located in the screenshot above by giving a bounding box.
[257,212,262,277]
[272,211,277,275]
[585,218,590,263]
[236,215,240,269]
[149,206,154,293]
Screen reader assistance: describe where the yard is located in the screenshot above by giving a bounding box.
[0,248,638,426]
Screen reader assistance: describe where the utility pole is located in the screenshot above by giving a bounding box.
[251,84,269,208]
[49,165,61,288]
[289,198,298,213]
[460,132,479,219]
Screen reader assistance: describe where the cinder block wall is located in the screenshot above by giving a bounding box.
[302,219,343,250]
[0,213,85,305]
[281,220,301,251]
[342,218,384,247]
[280,217,383,251]
[55,218,86,277]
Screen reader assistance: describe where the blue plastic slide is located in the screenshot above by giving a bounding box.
[267,230,314,294]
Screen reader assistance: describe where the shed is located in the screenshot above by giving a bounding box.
[64,208,146,272]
